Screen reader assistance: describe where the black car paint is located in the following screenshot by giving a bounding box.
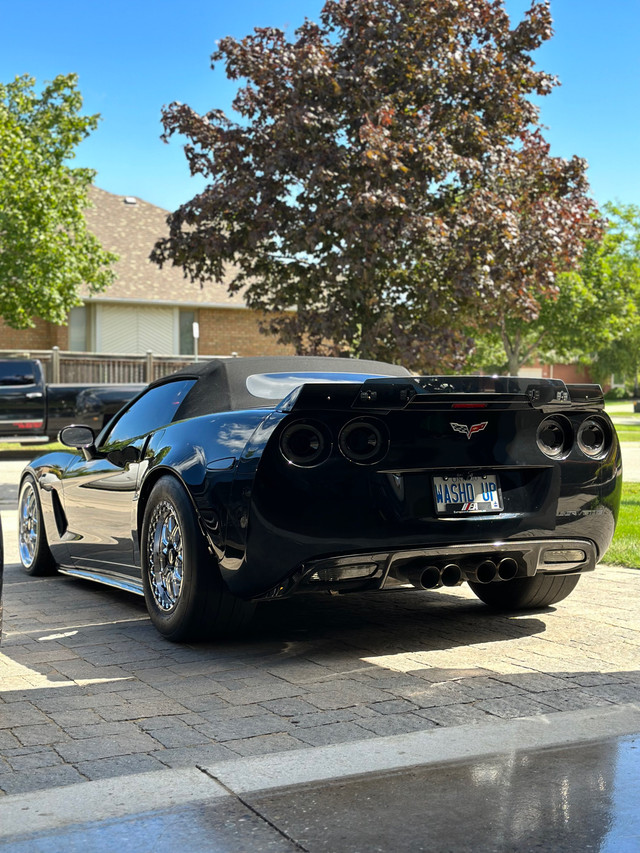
[19,358,621,611]
[234,405,619,597]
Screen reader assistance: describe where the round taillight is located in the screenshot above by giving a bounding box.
[536,417,571,459]
[577,417,609,458]
[280,421,331,467]
[338,418,388,464]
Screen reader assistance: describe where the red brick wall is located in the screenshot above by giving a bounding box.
[198,308,294,357]
[0,308,290,356]
[525,361,594,384]
[548,363,593,384]
[0,317,68,351]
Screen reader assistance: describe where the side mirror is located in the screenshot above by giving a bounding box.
[59,425,97,460]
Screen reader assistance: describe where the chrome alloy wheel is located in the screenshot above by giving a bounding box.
[147,500,184,611]
[18,480,39,568]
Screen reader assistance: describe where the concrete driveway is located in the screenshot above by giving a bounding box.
[1,451,639,848]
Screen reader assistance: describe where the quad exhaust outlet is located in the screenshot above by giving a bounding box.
[394,556,523,589]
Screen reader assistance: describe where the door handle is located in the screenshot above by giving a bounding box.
[26,392,44,399]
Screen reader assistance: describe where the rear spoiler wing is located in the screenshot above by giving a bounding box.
[279,376,604,413]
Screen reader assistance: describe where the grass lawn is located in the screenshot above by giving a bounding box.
[604,401,640,443]
[0,441,64,453]
[605,482,640,569]
[605,401,639,416]
[615,427,640,442]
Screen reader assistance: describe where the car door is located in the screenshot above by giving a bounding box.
[61,378,196,581]
[0,360,46,437]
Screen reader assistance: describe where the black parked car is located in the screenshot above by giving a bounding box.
[17,356,621,641]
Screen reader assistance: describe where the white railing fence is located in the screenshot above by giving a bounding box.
[0,347,237,384]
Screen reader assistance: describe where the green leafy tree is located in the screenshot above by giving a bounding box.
[152,0,598,371]
[0,74,115,329]
[467,203,638,378]
[588,204,640,392]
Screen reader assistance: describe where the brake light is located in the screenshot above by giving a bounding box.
[451,404,488,409]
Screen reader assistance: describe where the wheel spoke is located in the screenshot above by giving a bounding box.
[18,483,38,567]
[147,501,184,612]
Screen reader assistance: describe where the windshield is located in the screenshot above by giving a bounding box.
[245,372,388,401]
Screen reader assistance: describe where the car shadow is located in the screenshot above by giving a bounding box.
[243,587,548,653]
[1,563,547,658]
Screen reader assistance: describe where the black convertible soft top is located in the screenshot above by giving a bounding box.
[159,356,411,416]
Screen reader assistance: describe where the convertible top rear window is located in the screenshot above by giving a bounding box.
[245,372,387,400]
[167,357,411,417]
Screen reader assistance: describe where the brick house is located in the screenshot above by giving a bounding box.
[0,186,294,358]
[0,187,602,386]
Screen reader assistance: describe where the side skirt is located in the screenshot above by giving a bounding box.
[58,566,144,597]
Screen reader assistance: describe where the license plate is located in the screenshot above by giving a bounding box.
[433,474,503,515]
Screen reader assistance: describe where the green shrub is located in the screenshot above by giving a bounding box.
[604,386,629,401]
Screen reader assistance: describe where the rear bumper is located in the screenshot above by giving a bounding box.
[255,538,597,599]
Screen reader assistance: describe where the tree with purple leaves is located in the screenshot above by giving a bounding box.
[152,0,601,372]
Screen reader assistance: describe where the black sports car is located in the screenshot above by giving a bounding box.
[18,356,621,641]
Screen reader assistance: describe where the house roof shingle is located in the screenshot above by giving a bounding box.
[81,186,246,309]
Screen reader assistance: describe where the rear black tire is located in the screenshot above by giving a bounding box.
[18,476,57,576]
[141,476,254,642]
[469,573,581,610]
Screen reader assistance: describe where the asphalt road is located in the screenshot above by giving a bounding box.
[1,452,639,850]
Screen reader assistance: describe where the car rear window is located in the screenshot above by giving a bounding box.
[245,372,386,401]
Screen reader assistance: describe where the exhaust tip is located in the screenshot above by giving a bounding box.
[498,557,519,581]
[440,563,462,587]
[476,559,498,584]
[419,565,442,589]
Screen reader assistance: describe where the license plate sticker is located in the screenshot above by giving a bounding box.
[433,474,503,515]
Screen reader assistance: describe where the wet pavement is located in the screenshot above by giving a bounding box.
[247,735,640,853]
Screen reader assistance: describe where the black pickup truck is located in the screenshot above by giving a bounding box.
[0,358,144,442]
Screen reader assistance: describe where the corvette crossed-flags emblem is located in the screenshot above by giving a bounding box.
[450,421,488,440]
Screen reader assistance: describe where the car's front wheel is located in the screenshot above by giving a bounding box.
[469,573,580,610]
[141,476,254,642]
[18,476,56,576]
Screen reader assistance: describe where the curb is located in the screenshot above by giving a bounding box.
[1,703,639,840]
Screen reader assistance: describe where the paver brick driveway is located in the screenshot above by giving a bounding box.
[1,524,638,796]
[1,451,639,797]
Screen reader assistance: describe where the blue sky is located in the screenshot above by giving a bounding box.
[2,0,638,212]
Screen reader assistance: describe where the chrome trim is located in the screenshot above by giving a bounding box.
[58,567,144,596]
[384,539,596,580]
[0,418,45,427]
[147,499,184,611]
[18,480,38,568]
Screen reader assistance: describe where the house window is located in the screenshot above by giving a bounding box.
[179,310,195,355]
[69,306,88,352]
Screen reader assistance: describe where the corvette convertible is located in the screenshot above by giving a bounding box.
[18,356,621,641]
